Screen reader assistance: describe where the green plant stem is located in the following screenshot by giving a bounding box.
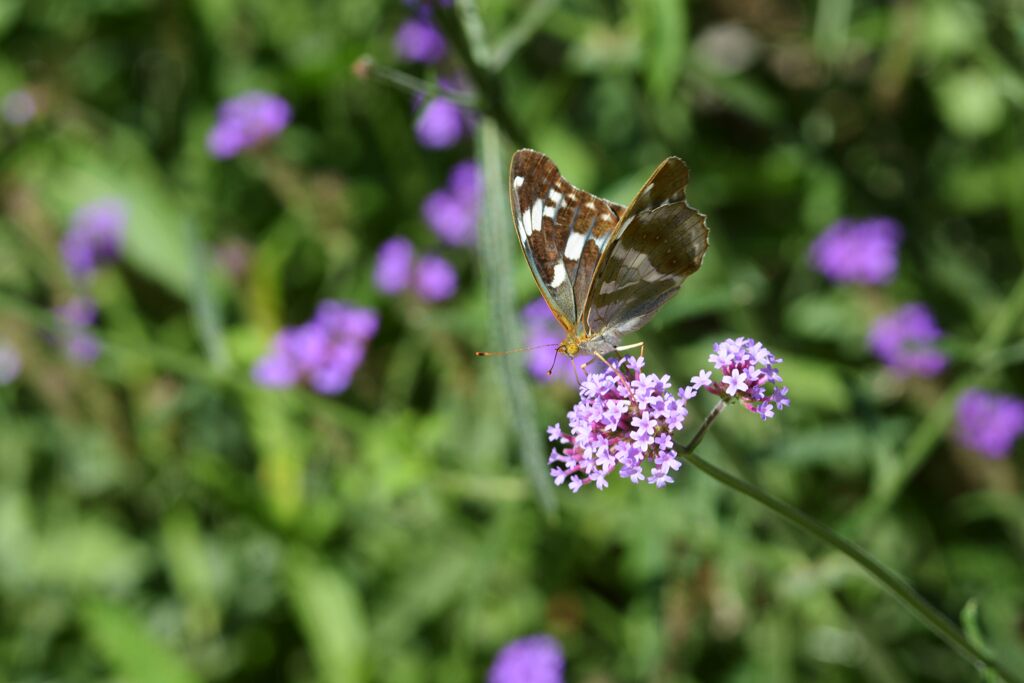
[351,55,479,108]
[436,0,529,147]
[683,398,727,452]
[476,118,557,518]
[679,399,1019,683]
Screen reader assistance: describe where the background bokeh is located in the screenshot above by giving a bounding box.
[2,1,1023,681]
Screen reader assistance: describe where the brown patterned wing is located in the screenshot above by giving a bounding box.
[509,149,625,332]
[582,157,709,341]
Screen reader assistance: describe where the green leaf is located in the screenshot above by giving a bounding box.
[634,0,687,101]
[286,551,368,683]
[80,600,203,683]
[933,68,1006,139]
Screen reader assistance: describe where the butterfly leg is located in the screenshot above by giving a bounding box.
[614,341,645,358]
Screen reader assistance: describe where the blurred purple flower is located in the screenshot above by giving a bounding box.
[56,296,99,328]
[867,303,947,377]
[413,98,470,149]
[315,299,380,341]
[413,253,458,302]
[55,297,101,364]
[64,332,101,364]
[691,337,789,420]
[251,300,379,396]
[61,199,127,278]
[373,236,417,295]
[487,634,565,683]
[2,89,37,126]
[548,356,689,491]
[421,160,482,246]
[522,298,586,384]
[0,341,21,385]
[955,389,1024,459]
[206,91,292,160]
[393,17,447,63]
[808,217,903,285]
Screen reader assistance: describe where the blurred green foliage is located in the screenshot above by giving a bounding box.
[1,0,1024,681]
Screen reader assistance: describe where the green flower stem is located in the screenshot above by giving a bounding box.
[679,399,1019,683]
[351,55,479,108]
[435,0,529,147]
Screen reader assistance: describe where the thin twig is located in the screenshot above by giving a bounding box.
[352,55,480,108]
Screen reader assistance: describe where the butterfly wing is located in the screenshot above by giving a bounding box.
[509,149,625,332]
[582,157,709,341]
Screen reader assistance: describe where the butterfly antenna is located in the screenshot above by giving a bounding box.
[546,348,560,376]
[475,343,558,358]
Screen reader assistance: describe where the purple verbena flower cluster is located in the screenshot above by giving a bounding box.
[521,298,589,385]
[955,389,1024,459]
[206,91,292,160]
[373,236,458,302]
[55,296,101,363]
[690,337,789,420]
[867,303,947,377]
[251,300,379,396]
[808,217,903,285]
[547,356,691,492]
[421,160,482,246]
[487,634,565,683]
[61,199,127,279]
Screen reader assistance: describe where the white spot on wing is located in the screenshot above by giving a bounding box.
[528,198,543,236]
[585,201,595,210]
[513,175,525,189]
[564,231,586,261]
[550,263,567,288]
[543,205,557,219]
[548,190,563,204]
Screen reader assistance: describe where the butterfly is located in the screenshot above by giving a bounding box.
[509,149,709,360]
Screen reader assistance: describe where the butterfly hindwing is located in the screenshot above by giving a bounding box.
[509,149,625,332]
[583,157,709,340]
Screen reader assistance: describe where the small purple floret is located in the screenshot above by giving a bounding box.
[867,303,947,377]
[206,91,291,160]
[487,634,565,683]
[955,389,1024,459]
[421,160,482,246]
[55,296,102,363]
[548,357,688,491]
[61,199,127,278]
[251,300,379,396]
[412,253,458,302]
[373,236,417,295]
[393,18,447,63]
[413,98,470,149]
[808,217,903,285]
[691,337,789,421]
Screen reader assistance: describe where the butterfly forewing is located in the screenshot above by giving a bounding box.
[509,150,625,333]
[582,157,709,341]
